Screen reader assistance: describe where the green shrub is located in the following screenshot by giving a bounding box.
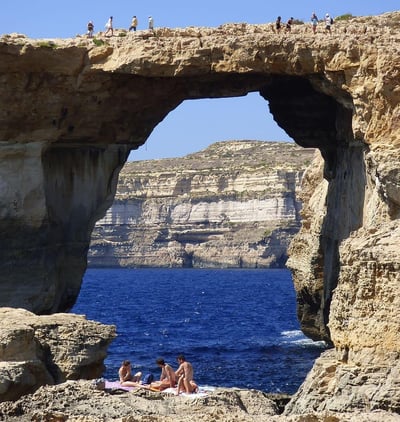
[92,38,105,46]
[335,13,354,21]
[37,41,57,49]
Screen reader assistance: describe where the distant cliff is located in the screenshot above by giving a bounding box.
[88,141,315,268]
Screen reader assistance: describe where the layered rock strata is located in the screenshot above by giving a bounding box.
[0,308,115,402]
[0,11,400,417]
[89,141,315,268]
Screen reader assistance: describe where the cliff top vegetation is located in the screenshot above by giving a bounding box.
[125,140,316,174]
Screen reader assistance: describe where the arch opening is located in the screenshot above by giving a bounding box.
[129,93,292,161]
[87,75,366,345]
[0,68,367,347]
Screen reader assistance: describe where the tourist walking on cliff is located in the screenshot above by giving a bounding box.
[275,16,282,33]
[286,17,293,33]
[105,16,113,36]
[129,15,138,31]
[325,13,332,34]
[87,21,94,38]
[148,16,154,31]
[311,12,318,34]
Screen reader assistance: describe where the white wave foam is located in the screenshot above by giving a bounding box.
[280,330,326,348]
[280,329,303,338]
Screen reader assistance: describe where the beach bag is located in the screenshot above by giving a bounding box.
[142,373,154,384]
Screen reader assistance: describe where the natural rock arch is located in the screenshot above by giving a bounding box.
[0,15,399,360]
[262,76,366,342]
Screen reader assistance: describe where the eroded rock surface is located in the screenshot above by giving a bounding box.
[0,382,282,421]
[0,308,115,402]
[0,380,398,422]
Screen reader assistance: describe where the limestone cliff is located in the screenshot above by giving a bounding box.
[88,141,315,268]
[1,11,400,417]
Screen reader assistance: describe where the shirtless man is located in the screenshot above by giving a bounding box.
[175,355,198,395]
[118,360,142,386]
[150,357,176,391]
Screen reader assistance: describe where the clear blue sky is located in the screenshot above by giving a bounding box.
[3,1,398,160]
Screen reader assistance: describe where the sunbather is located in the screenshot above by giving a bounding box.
[150,357,177,391]
[175,355,198,395]
[118,360,142,386]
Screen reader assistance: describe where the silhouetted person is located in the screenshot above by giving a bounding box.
[275,16,282,33]
[286,17,293,33]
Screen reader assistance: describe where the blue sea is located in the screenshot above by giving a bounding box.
[72,268,327,394]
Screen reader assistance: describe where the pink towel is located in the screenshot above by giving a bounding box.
[105,380,136,391]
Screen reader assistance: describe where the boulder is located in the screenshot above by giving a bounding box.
[0,308,115,401]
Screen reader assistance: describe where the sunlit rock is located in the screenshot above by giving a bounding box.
[0,308,115,401]
[0,11,400,416]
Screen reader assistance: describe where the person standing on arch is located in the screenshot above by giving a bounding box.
[105,16,113,37]
[325,13,332,34]
[286,17,293,33]
[311,12,318,34]
[275,16,282,33]
[129,15,138,31]
[87,21,94,38]
[148,16,154,31]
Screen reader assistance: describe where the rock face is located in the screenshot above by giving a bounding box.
[89,141,315,268]
[0,380,398,422]
[285,349,400,415]
[1,12,400,417]
[0,382,282,421]
[285,151,400,414]
[0,308,115,402]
